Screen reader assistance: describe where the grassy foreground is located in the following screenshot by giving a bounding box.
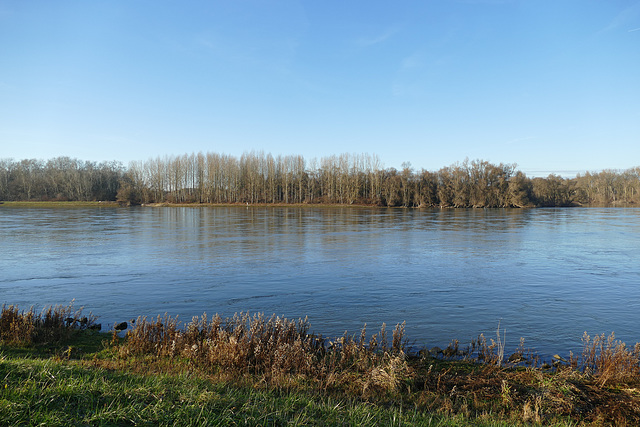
[2,304,640,426]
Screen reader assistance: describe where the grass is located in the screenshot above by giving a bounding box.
[2,303,640,425]
[1,357,479,426]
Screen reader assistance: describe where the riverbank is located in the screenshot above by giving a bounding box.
[0,200,384,208]
[2,304,639,425]
[0,200,120,208]
[2,200,638,209]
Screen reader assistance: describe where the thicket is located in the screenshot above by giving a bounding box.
[0,157,122,202]
[1,153,639,207]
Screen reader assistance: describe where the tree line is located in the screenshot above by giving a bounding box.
[0,157,122,202]
[1,153,639,207]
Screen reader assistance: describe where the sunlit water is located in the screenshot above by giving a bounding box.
[1,206,639,357]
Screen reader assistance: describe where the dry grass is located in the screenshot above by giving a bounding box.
[112,314,640,423]
[574,332,640,387]
[0,301,98,346]
[117,313,410,394]
[5,304,640,424]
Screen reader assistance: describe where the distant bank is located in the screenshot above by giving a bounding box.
[1,153,639,208]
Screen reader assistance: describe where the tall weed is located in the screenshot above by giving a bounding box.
[0,301,97,346]
[120,313,410,392]
[578,332,640,386]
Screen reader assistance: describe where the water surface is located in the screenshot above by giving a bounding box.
[1,206,639,357]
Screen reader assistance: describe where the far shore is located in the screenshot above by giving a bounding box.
[1,200,637,209]
[0,200,379,208]
[0,200,121,208]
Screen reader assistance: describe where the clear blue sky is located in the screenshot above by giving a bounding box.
[1,0,639,176]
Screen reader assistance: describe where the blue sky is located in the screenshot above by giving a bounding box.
[1,0,639,176]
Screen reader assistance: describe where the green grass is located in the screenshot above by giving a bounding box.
[0,351,502,427]
[2,304,638,425]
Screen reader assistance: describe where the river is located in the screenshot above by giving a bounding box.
[1,206,639,357]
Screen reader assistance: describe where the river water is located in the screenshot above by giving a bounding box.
[1,206,639,357]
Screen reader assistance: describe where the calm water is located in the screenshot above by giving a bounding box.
[1,206,639,357]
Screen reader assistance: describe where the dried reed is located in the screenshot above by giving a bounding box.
[0,301,97,346]
[577,331,640,386]
[119,313,410,391]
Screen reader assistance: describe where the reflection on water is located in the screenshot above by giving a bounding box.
[1,206,639,356]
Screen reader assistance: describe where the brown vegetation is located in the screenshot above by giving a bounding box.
[0,157,122,202]
[110,312,640,424]
[118,312,408,395]
[1,153,639,207]
[3,303,640,424]
[0,302,98,346]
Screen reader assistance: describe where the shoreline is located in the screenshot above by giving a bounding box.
[1,200,637,208]
[2,303,640,425]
